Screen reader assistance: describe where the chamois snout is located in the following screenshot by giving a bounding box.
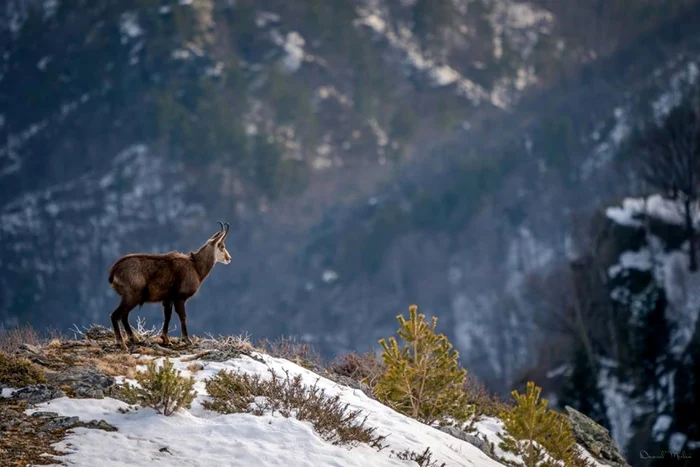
[215,241,231,264]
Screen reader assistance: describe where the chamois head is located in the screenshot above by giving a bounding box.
[209,221,231,265]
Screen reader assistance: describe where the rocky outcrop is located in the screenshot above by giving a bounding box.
[12,385,66,405]
[46,365,115,399]
[439,426,497,461]
[565,406,630,467]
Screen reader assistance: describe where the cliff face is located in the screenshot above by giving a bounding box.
[2,0,700,408]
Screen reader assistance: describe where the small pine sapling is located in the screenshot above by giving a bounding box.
[500,381,591,467]
[375,304,470,425]
[121,358,196,416]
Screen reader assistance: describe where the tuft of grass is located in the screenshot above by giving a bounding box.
[0,352,47,388]
[391,447,446,467]
[203,368,386,448]
[257,336,323,370]
[328,351,385,389]
[120,358,196,416]
[0,325,42,353]
[199,332,256,354]
[187,363,204,373]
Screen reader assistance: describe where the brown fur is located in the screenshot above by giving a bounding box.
[108,223,231,350]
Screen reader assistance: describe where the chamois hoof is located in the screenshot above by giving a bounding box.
[160,336,171,347]
[119,342,129,353]
[182,337,193,346]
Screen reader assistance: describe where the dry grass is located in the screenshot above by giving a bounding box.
[328,351,385,389]
[0,325,42,353]
[257,336,323,370]
[391,447,446,467]
[199,332,257,354]
[40,341,139,378]
[187,363,204,373]
[463,373,511,423]
[204,368,386,448]
[0,352,47,387]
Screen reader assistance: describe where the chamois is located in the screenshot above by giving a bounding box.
[108,222,232,351]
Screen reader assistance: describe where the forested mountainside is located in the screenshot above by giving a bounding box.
[3,1,700,464]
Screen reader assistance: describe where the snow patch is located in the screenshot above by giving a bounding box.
[322,270,338,283]
[278,32,305,73]
[355,10,489,106]
[37,55,52,71]
[119,12,143,42]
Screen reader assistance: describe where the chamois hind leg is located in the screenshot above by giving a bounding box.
[161,301,173,346]
[174,299,191,345]
[121,307,140,343]
[111,298,137,352]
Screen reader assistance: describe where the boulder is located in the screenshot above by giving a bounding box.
[12,385,66,405]
[439,426,497,460]
[565,406,630,467]
[46,365,115,399]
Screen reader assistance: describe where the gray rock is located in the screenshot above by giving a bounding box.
[2,419,19,431]
[18,343,43,355]
[43,416,80,431]
[12,384,66,404]
[85,325,114,341]
[46,365,115,399]
[199,350,241,362]
[439,426,496,459]
[31,411,60,419]
[18,421,35,434]
[565,406,630,467]
[14,343,51,366]
[82,419,118,432]
[324,373,374,399]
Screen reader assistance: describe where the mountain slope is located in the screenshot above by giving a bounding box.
[2,0,700,411]
[3,348,614,467]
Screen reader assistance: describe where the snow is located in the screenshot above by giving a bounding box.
[25,354,506,467]
[280,32,305,73]
[582,107,630,179]
[608,250,653,277]
[322,270,338,283]
[606,195,689,228]
[119,12,143,43]
[37,55,52,71]
[652,414,672,441]
[355,11,490,105]
[489,2,554,60]
[598,361,636,452]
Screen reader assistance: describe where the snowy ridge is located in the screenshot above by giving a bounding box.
[24,353,607,467]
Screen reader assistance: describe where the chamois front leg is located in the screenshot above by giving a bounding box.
[174,299,192,346]
[161,300,173,346]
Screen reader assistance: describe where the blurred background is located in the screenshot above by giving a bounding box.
[1,1,700,463]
